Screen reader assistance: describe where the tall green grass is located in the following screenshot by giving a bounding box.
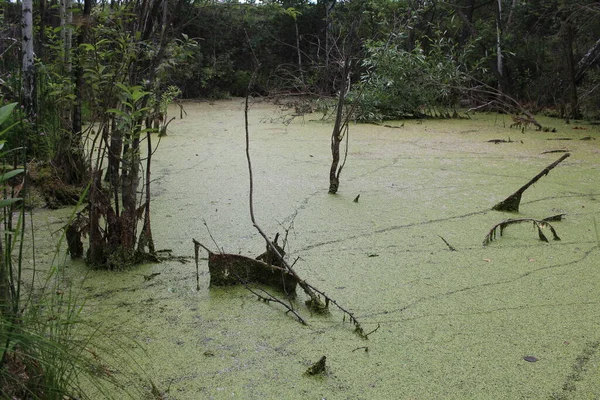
[0,101,144,399]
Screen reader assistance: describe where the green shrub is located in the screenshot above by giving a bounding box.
[350,36,467,122]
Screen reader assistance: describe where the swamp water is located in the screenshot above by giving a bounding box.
[29,99,600,399]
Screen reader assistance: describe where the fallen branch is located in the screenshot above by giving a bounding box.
[541,149,570,154]
[194,242,298,295]
[242,67,367,337]
[192,238,211,291]
[236,275,306,325]
[483,217,561,246]
[438,235,457,251]
[492,153,570,212]
[303,281,367,338]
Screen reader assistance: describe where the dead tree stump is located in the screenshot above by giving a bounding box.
[208,252,297,295]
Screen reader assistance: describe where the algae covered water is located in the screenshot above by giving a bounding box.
[30,99,600,399]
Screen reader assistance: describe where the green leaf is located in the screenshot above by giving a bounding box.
[115,83,130,94]
[0,103,17,125]
[0,169,24,183]
[107,108,130,120]
[132,90,151,103]
[80,43,96,51]
[0,121,19,138]
[139,127,158,135]
[0,198,21,208]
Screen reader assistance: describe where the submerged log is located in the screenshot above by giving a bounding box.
[208,252,297,295]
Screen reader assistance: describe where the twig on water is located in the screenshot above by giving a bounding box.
[243,65,368,338]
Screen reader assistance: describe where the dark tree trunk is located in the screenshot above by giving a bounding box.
[120,136,140,251]
[108,120,122,216]
[87,170,106,266]
[458,0,477,46]
[563,19,580,119]
[72,0,93,138]
[138,131,155,254]
[328,25,355,194]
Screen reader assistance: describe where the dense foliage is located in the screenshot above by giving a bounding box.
[158,0,599,120]
[2,0,599,120]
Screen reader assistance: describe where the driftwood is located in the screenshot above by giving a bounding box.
[192,238,297,295]
[208,252,298,295]
[483,215,563,246]
[492,153,570,212]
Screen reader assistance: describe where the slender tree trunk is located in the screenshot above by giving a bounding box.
[563,19,580,118]
[138,131,155,254]
[60,0,73,73]
[458,0,476,46]
[120,135,140,252]
[406,3,415,52]
[328,25,354,194]
[325,0,335,67]
[108,118,121,218]
[295,20,303,86]
[323,0,336,94]
[0,236,9,316]
[72,0,92,140]
[87,170,106,265]
[495,0,504,93]
[38,0,46,59]
[21,0,35,120]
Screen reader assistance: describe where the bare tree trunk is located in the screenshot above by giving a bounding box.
[563,19,580,118]
[72,0,93,139]
[138,131,155,254]
[495,0,504,93]
[87,170,106,265]
[0,235,10,316]
[325,0,335,67]
[328,74,347,194]
[456,0,476,46]
[60,0,73,73]
[38,0,47,59]
[295,20,304,86]
[120,136,140,251]
[21,0,35,119]
[328,24,355,194]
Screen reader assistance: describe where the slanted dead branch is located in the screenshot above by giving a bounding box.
[492,153,570,212]
[483,217,562,246]
[244,90,367,335]
[234,274,306,325]
[438,235,457,251]
[541,149,570,154]
[190,68,370,337]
